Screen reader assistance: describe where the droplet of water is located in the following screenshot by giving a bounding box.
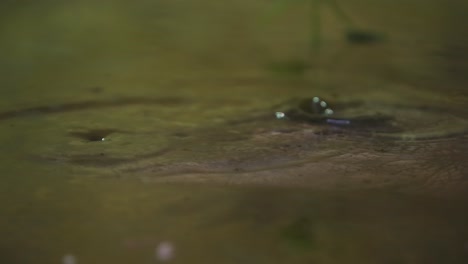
[275,112,286,119]
[324,108,334,115]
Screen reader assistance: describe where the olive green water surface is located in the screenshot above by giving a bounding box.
[1,0,468,263]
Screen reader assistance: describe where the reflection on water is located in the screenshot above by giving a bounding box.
[0,0,467,263]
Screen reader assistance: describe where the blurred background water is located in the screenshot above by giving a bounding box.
[0,0,467,263]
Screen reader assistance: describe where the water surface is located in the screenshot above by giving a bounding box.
[1,0,468,263]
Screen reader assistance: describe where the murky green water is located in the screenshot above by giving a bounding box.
[1,0,468,263]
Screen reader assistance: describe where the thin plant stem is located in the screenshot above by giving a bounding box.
[309,0,322,58]
[326,0,354,27]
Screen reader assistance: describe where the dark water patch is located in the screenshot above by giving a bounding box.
[68,128,118,142]
[346,29,385,45]
[0,96,190,121]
